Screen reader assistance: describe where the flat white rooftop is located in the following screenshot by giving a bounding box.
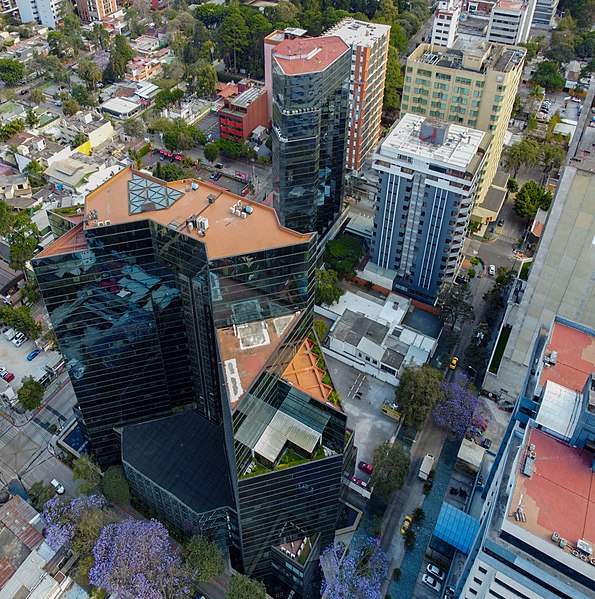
[380,113,485,170]
[324,18,391,47]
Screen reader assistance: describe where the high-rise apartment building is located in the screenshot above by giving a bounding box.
[401,40,525,232]
[0,0,18,16]
[322,19,390,172]
[431,0,461,48]
[271,36,350,235]
[32,168,350,599]
[264,27,308,123]
[75,0,117,22]
[487,0,536,45]
[370,114,490,302]
[16,0,62,28]
[532,0,558,26]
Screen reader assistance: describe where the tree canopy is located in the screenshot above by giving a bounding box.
[372,440,410,500]
[183,536,225,583]
[432,378,479,438]
[17,376,45,411]
[531,61,565,91]
[315,269,344,306]
[437,284,475,330]
[320,537,388,598]
[514,181,552,218]
[0,58,24,85]
[225,574,267,599]
[324,235,364,279]
[73,455,102,495]
[101,466,130,505]
[395,364,443,428]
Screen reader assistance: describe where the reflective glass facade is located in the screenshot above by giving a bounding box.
[33,173,349,599]
[271,48,350,235]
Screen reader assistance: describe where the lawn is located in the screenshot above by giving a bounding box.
[489,325,512,374]
[519,261,531,281]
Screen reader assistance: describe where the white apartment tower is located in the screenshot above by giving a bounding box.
[16,0,63,28]
[431,0,461,48]
[487,0,537,45]
[323,19,391,171]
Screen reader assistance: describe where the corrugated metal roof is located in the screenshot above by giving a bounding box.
[0,496,43,551]
[254,411,321,464]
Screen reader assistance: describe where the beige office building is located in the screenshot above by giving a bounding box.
[401,40,525,230]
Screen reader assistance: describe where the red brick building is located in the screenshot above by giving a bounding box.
[218,81,268,142]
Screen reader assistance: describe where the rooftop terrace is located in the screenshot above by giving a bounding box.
[380,114,486,170]
[539,321,595,392]
[506,428,595,565]
[273,36,349,76]
[81,167,311,260]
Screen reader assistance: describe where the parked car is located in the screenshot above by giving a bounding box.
[449,356,458,370]
[2,372,14,382]
[27,349,41,361]
[497,218,505,227]
[422,574,442,593]
[427,564,446,581]
[358,461,373,475]
[13,334,28,347]
[51,479,65,494]
[210,172,222,181]
[400,515,412,535]
[483,438,492,450]
[351,477,368,489]
[488,264,496,276]
[215,163,224,169]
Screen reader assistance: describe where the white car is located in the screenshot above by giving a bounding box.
[51,479,65,494]
[488,264,496,276]
[12,333,27,347]
[427,563,446,581]
[422,574,442,593]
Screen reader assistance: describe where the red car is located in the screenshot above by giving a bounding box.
[2,372,14,382]
[351,477,368,489]
[358,461,373,475]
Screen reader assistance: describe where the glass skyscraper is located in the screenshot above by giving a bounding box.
[33,168,351,598]
[271,36,351,236]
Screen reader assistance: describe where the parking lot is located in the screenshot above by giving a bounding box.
[0,333,62,393]
[324,355,399,479]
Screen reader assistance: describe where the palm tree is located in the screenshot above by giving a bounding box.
[540,144,566,173]
[503,143,524,176]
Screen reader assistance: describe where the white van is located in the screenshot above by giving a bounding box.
[4,328,17,340]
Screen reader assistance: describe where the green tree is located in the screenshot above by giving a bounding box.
[218,2,249,72]
[313,319,329,342]
[0,58,25,84]
[73,455,102,495]
[437,284,475,330]
[30,89,45,105]
[225,574,266,599]
[87,22,110,50]
[395,364,443,428]
[315,269,344,306]
[539,143,566,173]
[122,118,146,138]
[412,507,425,523]
[24,159,46,188]
[372,440,410,501]
[28,480,56,511]
[324,235,364,279]
[520,39,539,61]
[104,34,135,81]
[0,200,13,234]
[7,211,39,279]
[62,98,81,116]
[495,266,516,290]
[0,305,42,337]
[203,142,220,163]
[383,45,402,114]
[70,131,88,149]
[101,466,130,504]
[156,163,187,182]
[17,376,45,411]
[514,181,552,218]
[194,65,218,98]
[531,61,565,91]
[78,59,103,91]
[404,527,416,549]
[25,109,39,128]
[183,536,225,583]
[503,139,539,176]
[506,177,519,193]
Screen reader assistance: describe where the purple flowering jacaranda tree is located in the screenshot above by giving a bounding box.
[89,518,191,599]
[43,494,107,552]
[432,379,479,438]
[320,537,388,599]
